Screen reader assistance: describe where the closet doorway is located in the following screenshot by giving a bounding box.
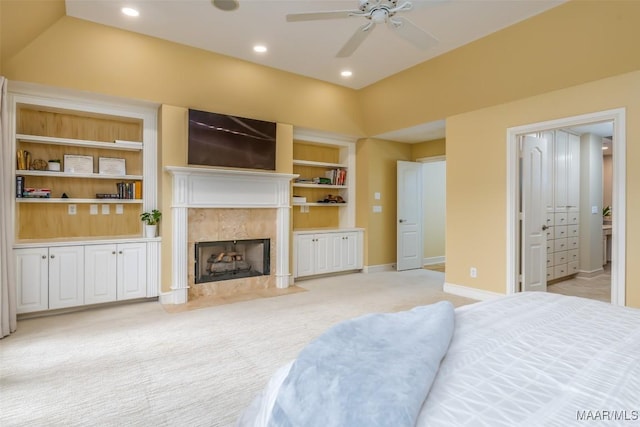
[506,109,626,306]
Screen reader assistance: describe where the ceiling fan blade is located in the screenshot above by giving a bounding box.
[336,23,374,57]
[390,17,438,50]
[286,10,358,22]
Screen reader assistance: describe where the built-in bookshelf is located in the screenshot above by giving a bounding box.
[291,130,356,230]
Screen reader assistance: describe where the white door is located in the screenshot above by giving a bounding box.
[85,244,118,304]
[117,243,147,300]
[49,245,84,309]
[521,135,548,292]
[397,161,424,271]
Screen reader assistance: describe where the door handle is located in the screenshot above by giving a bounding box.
[542,225,549,230]
[399,219,405,223]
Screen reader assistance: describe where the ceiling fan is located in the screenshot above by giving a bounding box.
[286,0,438,57]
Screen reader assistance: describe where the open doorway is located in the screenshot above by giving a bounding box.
[418,156,446,273]
[506,109,626,306]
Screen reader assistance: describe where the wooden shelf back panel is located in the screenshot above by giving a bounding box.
[18,108,142,143]
[292,206,340,229]
[293,142,340,164]
[17,142,142,175]
[17,203,142,240]
[16,175,140,199]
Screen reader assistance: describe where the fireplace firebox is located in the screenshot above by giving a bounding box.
[195,239,270,284]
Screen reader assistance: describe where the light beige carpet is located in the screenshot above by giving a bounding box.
[0,269,476,427]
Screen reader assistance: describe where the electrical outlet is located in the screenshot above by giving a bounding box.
[470,267,477,278]
[68,204,77,215]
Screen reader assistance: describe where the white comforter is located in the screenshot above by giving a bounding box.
[240,292,640,426]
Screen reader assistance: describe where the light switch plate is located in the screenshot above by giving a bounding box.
[373,205,382,213]
[374,192,381,200]
[68,204,77,215]
[89,204,98,215]
[102,204,110,215]
[115,204,124,215]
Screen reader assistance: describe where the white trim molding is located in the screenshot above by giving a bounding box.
[362,263,395,274]
[443,282,503,301]
[423,256,445,266]
[506,108,626,306]
[165,167,298,303]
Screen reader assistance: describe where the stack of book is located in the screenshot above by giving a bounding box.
[22,187,51,198]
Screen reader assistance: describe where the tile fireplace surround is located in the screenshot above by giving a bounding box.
[164,166,297,304]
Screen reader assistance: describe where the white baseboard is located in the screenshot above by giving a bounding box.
[443,282,504,301]
[362,264,395,273]
[423,256,445,266]
[577,268,605,278]
[159,287,188,305]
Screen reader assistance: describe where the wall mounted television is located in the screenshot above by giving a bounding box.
[188,109,277,171]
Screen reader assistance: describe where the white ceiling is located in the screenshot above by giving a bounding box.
[65,0,564,90]
[65,0,565,143]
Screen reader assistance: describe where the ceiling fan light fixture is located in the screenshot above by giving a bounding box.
[341,70,353,77]
[253,45,267,53]
[212,0,239,11]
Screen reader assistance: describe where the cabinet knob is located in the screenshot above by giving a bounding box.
[112,251,117,255]
[42,255,47,259]
[50,255,55,259]
[119,251,123,254]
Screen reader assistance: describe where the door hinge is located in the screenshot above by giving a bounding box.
[519,212,524,221]
[518,274,523,284]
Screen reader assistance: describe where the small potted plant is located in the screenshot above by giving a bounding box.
[140,209,161,237]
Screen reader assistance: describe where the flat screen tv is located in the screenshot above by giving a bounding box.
[188,109,277,171]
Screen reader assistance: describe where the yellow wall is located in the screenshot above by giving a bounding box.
[1,16,364,137]
[411,139,446,160]
[356,138,411,266]
[360,0,640,135]
[446,70,640,307]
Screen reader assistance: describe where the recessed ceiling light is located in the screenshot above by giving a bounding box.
[121,7,139,17]
[602,146,609,150]
[341,70,353,78]
[253,45,267,53]
[212,0,239,11]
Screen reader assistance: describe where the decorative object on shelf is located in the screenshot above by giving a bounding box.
[47,159,61,172]
[61,193,69,199]
[317,194,345,203]
[98,157,126,176]
[64,154,93,174]
[16,149,31,170]
[140,209,161,238]
[31,159,48,171]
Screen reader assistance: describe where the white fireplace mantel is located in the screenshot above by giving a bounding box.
[163,166,298,304]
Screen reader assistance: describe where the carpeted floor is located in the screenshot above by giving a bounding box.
[0,269,476,427]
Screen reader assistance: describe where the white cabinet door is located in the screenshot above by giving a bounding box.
[15,248,49,313]
[554,130,568,211]
[341,232,360,271]
[85,244,118,304]
[117,243,147,300]
[48,246,84,310]
[314,234,332,275]
[328,233,344,273]
[295,234,315,278]
[566,132,581,210]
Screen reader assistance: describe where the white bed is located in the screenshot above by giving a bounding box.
[239,292,640,426]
